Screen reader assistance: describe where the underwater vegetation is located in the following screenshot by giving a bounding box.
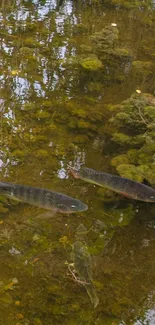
[105,92,155,184]
[80,55,103,71]
[90,25,120,58]
[96,0,155,9]
[110,0,154,9]
[53,25,133,141]
[78,24,132,80]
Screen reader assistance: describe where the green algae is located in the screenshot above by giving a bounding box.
[132,60,153,77]
[80,56,103,71]
[112,133,131,145]
[35,150,49,158]
[114,48,130,57]
[23,37,42,48]
[80,44,93,53]
[0,203,8,213]
[72,108,87,118]
[35,110,51,119]
[22,102,36,111]
[19,47,34,56]
[0,292,13,305]
[116,164,144,182]
[97,187,120,202]
[87,81,104,92]
[107,93,155,183]
[126,149,139,164]
[90,25,119,56]
[73,135,89,143]
[11,150,25,158]
[111,0,151,8]
[73,23,88,34]
[111,154,130,167]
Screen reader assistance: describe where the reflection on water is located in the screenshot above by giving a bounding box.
[0,0,155,324]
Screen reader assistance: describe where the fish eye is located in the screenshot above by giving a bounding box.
[71,205,76,208]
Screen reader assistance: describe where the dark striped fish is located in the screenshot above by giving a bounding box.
[0,181,88,213]
[70,167,155,202]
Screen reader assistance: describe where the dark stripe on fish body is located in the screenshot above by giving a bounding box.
[40,190,53,209]
[22,187,51,208]
[32,188,42,205]
[0,181,88,212]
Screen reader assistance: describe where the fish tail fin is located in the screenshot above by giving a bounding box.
[85,283,99,308]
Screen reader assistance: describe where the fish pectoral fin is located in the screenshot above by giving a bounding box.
[36,210,57,219]
[7,195,22,202]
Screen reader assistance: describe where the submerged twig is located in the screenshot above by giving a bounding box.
[66,262,90,285]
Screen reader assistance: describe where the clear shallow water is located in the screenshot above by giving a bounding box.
[0,0,155,324]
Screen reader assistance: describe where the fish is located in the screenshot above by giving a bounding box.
[70,223,99,307]
[70,167,155,202]
[0,181,88,213]
[71,240,99,308]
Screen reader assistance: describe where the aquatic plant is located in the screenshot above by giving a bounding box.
[97,187,120,202]
[111,0,153,9]
[107,92,155,184]
[90,25,119,57]
[80,56,103,71]
[132,60,153,79]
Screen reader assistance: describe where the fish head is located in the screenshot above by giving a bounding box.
[69,168,81,179]
[57,198,88,214]
[136,188,155,202]
[72,240,83,252]
[145,194,155,202]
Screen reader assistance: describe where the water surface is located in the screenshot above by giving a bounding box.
[1,1,155,324]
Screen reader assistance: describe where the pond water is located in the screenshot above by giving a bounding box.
[1,0,155,324]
